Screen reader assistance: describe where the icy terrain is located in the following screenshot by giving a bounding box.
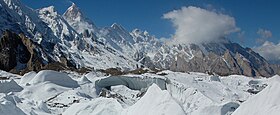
[0,70,279,115]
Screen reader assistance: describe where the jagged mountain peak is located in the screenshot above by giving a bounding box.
[111,23,126,31]
[131,28,150,37]
[130,28,157,43]
[3,0,21,7]
[63,2,97,34]
[0,0,61,45]
[39,6,57,15]
[132,28,148,34]
[41,5,55,11]
[70,2,77,8]
[132,28,141,34]
[38,5,80,42]
[1,0,31,17]
[63,3,83,20]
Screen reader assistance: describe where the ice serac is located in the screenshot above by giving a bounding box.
[95,76,166,94]
[63,3,97,34]
[123,84,185,115]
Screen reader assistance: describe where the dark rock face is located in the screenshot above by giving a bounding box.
[0,30,31,71]
[0,30,72,74]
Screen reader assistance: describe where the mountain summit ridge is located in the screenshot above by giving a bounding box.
[63,3,98,34]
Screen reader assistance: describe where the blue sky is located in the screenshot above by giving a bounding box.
[22,0,280,48]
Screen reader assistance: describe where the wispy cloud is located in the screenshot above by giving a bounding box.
[256,28,272,44]
[163,6,239,44]
[254,41,280,62]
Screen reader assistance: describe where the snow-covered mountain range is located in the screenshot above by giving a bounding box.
[0,0,279,77]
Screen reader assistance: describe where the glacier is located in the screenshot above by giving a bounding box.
[0,69,278,115]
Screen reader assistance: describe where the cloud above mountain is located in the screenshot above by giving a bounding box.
[163,6,240,44]
[254,41,280,63]
[256,28,272,44]
[254,29,280,63]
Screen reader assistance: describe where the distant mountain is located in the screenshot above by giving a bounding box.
[0,0,278,77]
[139,41,274,77]
[63,3,98,34]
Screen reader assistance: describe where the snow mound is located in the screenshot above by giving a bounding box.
[20,71,37,85]
[18,82,71,101]
[30,70,79,88]
[0,70,20,79]
[232,75,280,115]
[63,98,123,115]
[123,84,185,115]
[0,79,23,93]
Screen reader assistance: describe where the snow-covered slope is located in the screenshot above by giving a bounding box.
[38,6,79,42]
[37,3,141,70]
[98,23,135,56]
[63,97,123,115]
[63,3,98,34]
[232,75,280,115]
[0,0,58,45]
[30,70,79,88]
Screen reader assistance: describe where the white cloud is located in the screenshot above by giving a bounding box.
[257,28,272,39]
[163,6,240,44]
[254,41,280,62]
[256,28,272,44]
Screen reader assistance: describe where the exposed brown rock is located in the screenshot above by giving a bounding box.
[0,30,31,72]
[0,30,73,75]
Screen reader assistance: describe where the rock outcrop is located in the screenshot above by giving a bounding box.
[0,30,72,74]
[0,30,31,72]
